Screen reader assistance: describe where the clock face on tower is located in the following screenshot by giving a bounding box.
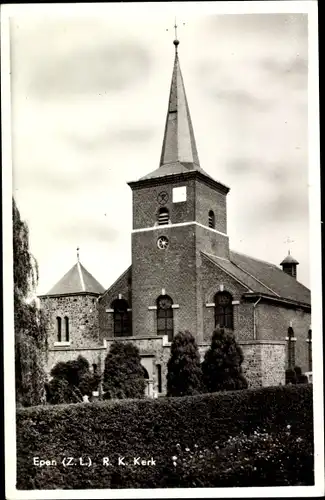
[157,191,169,205]
[157,236,169,250]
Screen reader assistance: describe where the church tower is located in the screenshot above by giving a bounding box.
[128,38,230,342]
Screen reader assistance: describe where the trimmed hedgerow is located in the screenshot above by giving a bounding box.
[16,384,313,489]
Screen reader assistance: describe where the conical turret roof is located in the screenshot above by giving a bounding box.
[280,252,299,265]
[45,261,105,296]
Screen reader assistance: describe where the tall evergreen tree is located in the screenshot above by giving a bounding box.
[13,198,48,406]
[202,327,248,393]
[103,342,146,399]
[167,330,202,397]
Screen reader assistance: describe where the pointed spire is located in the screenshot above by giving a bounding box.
[159,39,200,169]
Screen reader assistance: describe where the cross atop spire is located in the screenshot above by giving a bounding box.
[77,247,80,262]
[166,18,185,53]
[159,30,200,169]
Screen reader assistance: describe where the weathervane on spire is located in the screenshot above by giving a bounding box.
[77,247,80,262]
[284,237,295,255]
[166,18,185,52]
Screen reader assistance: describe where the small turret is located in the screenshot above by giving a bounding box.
[280,251,299,279]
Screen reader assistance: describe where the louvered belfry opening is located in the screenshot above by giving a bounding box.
[208,210,215,228]
[158,207,169,225]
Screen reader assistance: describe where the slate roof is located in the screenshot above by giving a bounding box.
[134,43,228,193]
[202,250,311,306]
[44,261,105,296]
[280,253,299,265]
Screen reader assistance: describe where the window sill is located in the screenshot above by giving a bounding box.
[54,341,71,347]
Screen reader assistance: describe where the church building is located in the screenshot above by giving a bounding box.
[39,38,311,396]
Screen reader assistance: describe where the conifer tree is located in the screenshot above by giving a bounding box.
[103,342,146,399]
[166,330,202,397]
[202,327,248,393]
[13,198,48,407]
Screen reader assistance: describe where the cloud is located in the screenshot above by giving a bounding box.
[213,88,272,111]
[26,43,151,100]
[53,218,119,244]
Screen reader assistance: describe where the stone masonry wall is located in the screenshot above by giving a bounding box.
[45,336,285,394]
[256,302,311,373]
[40,294,101,350]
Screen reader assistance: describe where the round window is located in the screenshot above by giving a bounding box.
[157,236,169,250]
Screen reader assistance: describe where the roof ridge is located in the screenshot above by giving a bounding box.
[77,261,86,292]
[99,265,131,301]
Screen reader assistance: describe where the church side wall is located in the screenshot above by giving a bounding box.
[40,295,100,349]
[199,254,254,342]
[98,268,132,339]
[256,302,311,373]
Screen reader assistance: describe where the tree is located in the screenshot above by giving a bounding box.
[13,198,48,407]
[166,330,202,397]
[47,355,101,404]
[103,342,146,399]
[202,327,248,393]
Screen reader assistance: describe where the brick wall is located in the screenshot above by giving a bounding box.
[131,179,196,230]
[199,253,253,342]
[98,267,132,340]
[40,294,101,349]
[256,302,311,372]
[131,225,198,337]
[195,180,227,234]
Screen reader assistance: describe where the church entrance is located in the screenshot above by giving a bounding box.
[140,357,155,398]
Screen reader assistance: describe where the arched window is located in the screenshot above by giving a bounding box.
[214,292,233,329]
[158,207,169,225]
[287,326,296,369]
[307,329,312,372]
[56,317,62,342]
[208,210,215,228]
[156,364,162,393]
[157,295,174,341]
[112,299,129,337]
[92,363,98,374]
[64,316,69,342]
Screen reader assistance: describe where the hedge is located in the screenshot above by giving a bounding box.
[16,384,313,489]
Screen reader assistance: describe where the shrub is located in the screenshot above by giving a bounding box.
[103,342,146,399]
[202,327,248,393]
[286,368,297,384]
[167,331,202,397]
[16,384,313,489]
[47,355,100,404]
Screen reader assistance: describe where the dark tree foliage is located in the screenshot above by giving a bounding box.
[202,327,248,393]
[285,368,297,384]
[294,366,302,377]
[285,366,308,385]
[47,355,101,404]
[13,198,48,407]
[166,330,203,397]
[103,342,146,399]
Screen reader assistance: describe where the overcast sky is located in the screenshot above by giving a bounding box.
[9,4,311,294]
